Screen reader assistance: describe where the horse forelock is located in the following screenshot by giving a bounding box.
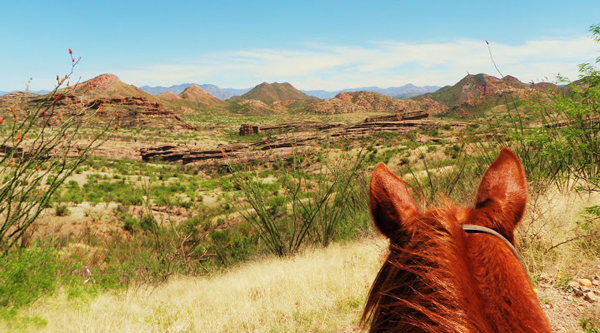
[363,205,493,333]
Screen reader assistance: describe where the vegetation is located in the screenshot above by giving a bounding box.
[229,148,370,256]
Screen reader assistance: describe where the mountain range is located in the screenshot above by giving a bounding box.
[138,84,249,100]
[137,83,441,100]
[1,72,564,127]
[302,84,441,99]
[2,82,441,100]
[0,89,49,96]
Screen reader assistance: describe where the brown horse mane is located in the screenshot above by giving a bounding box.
[362,148,552,332]
[362,205,487,332]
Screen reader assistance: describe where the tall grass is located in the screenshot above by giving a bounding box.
[1,238,384,333]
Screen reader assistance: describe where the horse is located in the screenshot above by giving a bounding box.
[362,148,551,332]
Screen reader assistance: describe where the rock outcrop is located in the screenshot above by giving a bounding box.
[238,121,345,136]
[142,116,466,165]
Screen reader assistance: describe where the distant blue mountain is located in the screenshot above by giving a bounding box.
[301,83,441,99]
[3,82,440,100]
[139,82,440,100]
[0,90,49,96]
[139,84,250,100]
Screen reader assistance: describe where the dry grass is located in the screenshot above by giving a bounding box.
[8,238,386,333]
[519,186,600,273]
[518,187,600,332]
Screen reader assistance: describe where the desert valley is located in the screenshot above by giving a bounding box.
[1,66,599,332]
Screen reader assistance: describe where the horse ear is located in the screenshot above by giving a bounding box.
[369,163,418,239]
[474,148,527,240]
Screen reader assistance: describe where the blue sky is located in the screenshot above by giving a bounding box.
[2,0,599,92]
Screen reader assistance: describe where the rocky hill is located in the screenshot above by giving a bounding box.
[5,74,197,131]
[234,82,316,104]
[306,91,446,115]
[179,84,222,105]
[414,73,560,114]
[157,91,181,100]
[64,74,153,100]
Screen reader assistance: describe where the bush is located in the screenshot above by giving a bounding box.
[0,248,59,309]
[54,204,71,217]
[230,149,370,256]
[0,50,115,251]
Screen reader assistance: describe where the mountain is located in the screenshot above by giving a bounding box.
[139,84,250,100]
[138,82,440,100]
[63,73,157,99]
[414,73,560,116]
[235,82,315,104]
[217,86,252,99]
[139,83,191,95]
[179,84,222,105]
[301,84,441,99]
[15,74,198,131]
[1,90,49,96]
[0,91,38,114]
[157,91,181,100]
[306,91,445,115]
[416,73,530,107]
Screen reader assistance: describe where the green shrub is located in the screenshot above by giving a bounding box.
[123,217,141,233]
[54,204,71,217]
[0,248,59,309]
[229,149,370,256]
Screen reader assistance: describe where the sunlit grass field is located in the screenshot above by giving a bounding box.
[6,238,385,333]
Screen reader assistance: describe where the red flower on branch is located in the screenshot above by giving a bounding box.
[52,93,63,104]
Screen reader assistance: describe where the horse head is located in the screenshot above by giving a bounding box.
[363,148,551,332]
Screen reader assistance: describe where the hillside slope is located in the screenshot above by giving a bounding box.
[414,73,560,115]
[179,84,223,105]
[235,82,316,103]
[6,74,198,131]
[306,91,446,115]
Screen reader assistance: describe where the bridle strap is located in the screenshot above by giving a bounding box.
[462,224,526,270]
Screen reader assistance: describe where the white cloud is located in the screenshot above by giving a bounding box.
[118,35,599,90]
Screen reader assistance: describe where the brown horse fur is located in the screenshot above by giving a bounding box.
[362,148,551,332]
